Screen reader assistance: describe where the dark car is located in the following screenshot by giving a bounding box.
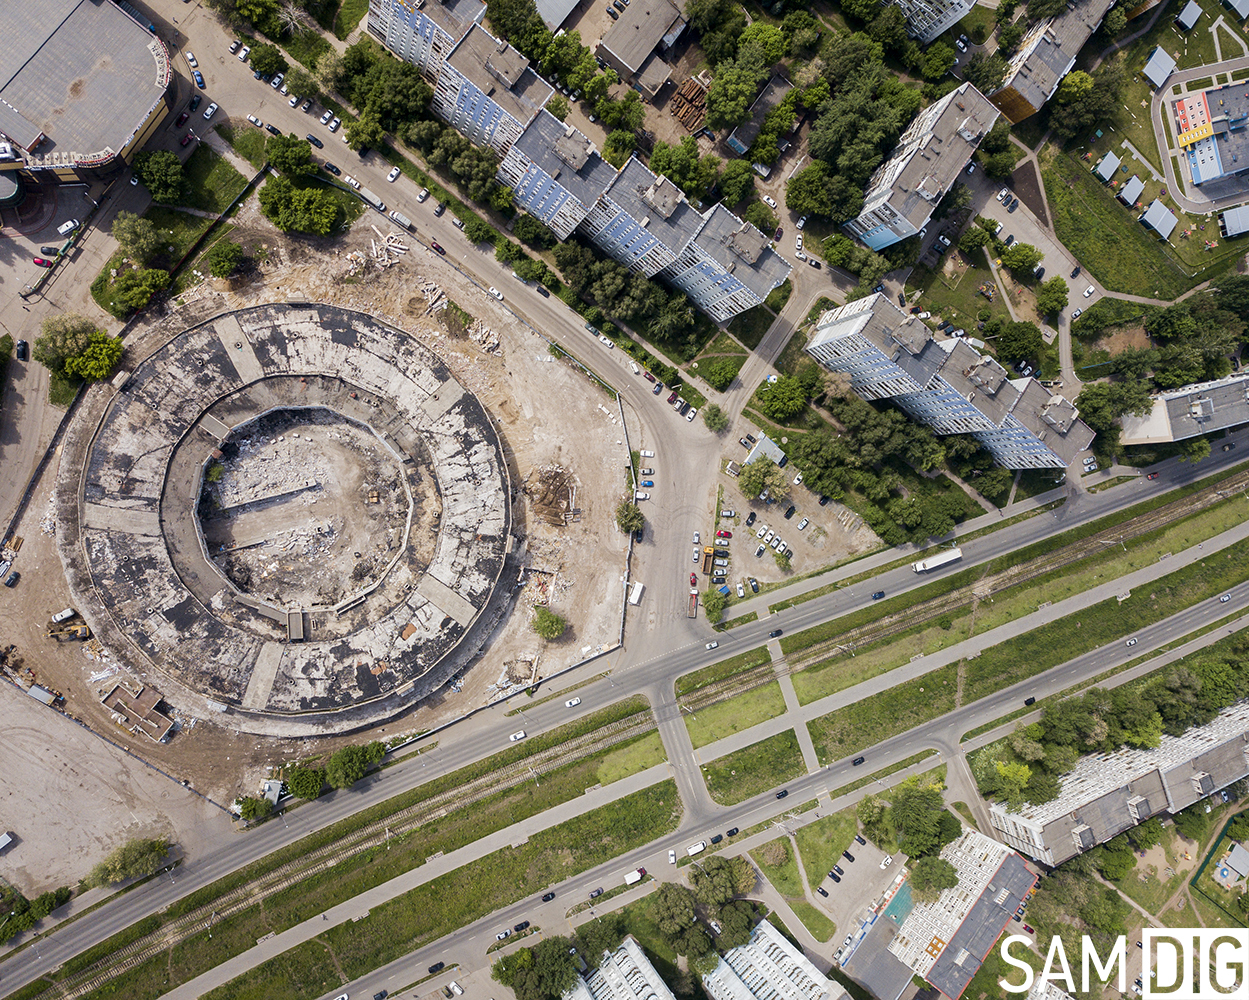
[773,226,782,240]
[711,576,726,584]
[193,70,205,89]
[819,495,830,506]
[542,891,556,901]
[852,756,865,766]
[322,162,341,175]
[1024,696,1036,706]
[667,390,679,404]
[776,789,788,799]
[535,284,550,297]
[833,864,844,875]
[769,629,783,638]
[784,505,796,519]
[727,827,739,836]
[871,591,885,600]
[778,454,788,468]
[651,383,662,395]
[514,920,530,932]
[817,886,829,897]
[749,578,758,593]
[374,992,389,1000]
[808,258,821,269]
[33,257,54,268]
[40,246,61,256]
[189,95,202,111]
[898,292,906,306]
[746,511,757,526]
[633,527,643,544]
[589,887,604,898]
[306,133,324,148]
[434,201,447,217]
[181,132,194,146]
[855,834,866,845]
[1034,267,1044,280]
[431,241,445,255]
[266,124,282,136]
[428,962,445,974]
[15,340,29,361]
[843,851,855,862]
[710,834,723,844]
[176,111,189,127]
[1071,266,1081,278]
[1008,199,1018,213]
[829,872,841,883]
[678,401,691,416]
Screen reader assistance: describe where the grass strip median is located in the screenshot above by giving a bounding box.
[701,730,806,806]
[675,647,771,696]
[685,681,788,749]
[202,781,681,1000]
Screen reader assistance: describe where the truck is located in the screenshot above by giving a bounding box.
[624,867,645,886]
[358,187,387,212]
[911,547,963,573]
[688,589,698,618]
[389,209,413,230]
[628,581,644,605]
[701,546,714,575]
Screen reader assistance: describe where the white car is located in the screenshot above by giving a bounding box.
[793,472,803,485]
[1083,285,1095,297]
[416,187,429,202]
[795,250,807,261]
[996,188,1008,202]
[736,583,745,598]
[917,311,931,319]
[510,730,527,741]
[598,334,614,348]
[185,51,198,68]
[686,408,697,422]
[1221,594,1232,602]
[387,166,401,182]
[635,492,649,500]
[565,697,581,707]
[756,525,767,538]
[706,641,719,650]
[345,176,361,190]
[669,849,677,863]
[796,215,807,230]
[762,194,777,208]
[328,117,341,132]
[237,45,251,61]
[770,536,781,549]
[938,234,952,247]
[693,531,700,544]
[320,110,334,125]
[270,73,284,90]
[289,95,301,107]
[1126,638,1138,647]
[797,517,809,530]
[880,855,893,869]
[764,529,774,543]
[489,287,503,300]
[203,102,218,119]
[246,114,263,127]
[693,548,700,563]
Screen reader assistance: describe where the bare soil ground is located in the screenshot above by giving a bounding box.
[1094,322,1151,355]
[0,206,629,869]
[1010,159,1049,229]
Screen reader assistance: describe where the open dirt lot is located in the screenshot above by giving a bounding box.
[0,206,630,855]
[0,678,227,896]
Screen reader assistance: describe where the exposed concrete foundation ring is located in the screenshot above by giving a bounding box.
[56,304,511,737]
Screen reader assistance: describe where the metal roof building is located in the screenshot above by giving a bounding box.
[1093,150,1121,181]
[367,0,486,78]
[536,0,580,29]
[1176,0,1202,27]
[566,935,676,1000]
[1220,204,1249,237]
[1120,372,1249,445]
[1139,197,1178,239]
[1142,46,1177,88]
[595,0,686,95]
[892,0,976,44]
[1118,174,1145,205]
[703,919,849,1000]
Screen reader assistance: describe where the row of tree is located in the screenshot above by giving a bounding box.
[857,775,961,901]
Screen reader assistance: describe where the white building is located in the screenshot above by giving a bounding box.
[990,702,1249,866]
[566,935,677,1000]
[805,295,1094,469]
[366,0,485,78]
[891,0,975,44]
[844,83,998,251]
[433,24,553,156]
[1120,372,1249,446]
[702,918,849,1000]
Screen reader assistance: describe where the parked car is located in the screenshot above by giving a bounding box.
[762,194,777,208]
[431,241,445,254]
[320,110,334,124]
[1083,284,1095,297]
[428,962,445,974]
[246,114,263,127]
[434,201,447,217]
[180,132,193,146]
[203,102,218,119]
[32,257,54,268]
[872,591,885,600]
[15,340,29,361]
[607,6,619,17]
[302,98,314,112]
[237,44,251,61]
[589,887,604,897]
[542,891,556,901]
[387,166,401,182]
[270,72,285,90]
[192,70,205,89]
[265,124,282,136]
[328,117,341,132]
[229,39,241,54]
[4,571,19,588]
[306,133,323,148]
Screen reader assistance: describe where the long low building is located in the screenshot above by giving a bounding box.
[702,918,849,1000]
[1119,372,1249,445]
[990,702,1249,866]
[805,294,1094,468]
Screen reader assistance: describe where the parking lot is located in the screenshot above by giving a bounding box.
[815,836,898,943]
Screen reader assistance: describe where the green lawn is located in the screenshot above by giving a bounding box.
[144,206,215,264]
[911,252,1012,331]
[675,646,772,695]
[774,329,810,377]
[766,279,793,312]
[217,123,267,170]
[789,899,836,942]
[48,373,82,408]
[183,144,249,213]
[335,0,369,38]
[750,837,805,897]
[595,731,668,784]
[728,304,777,350]
[794,809,859,889]
[701,730,807,805]
[684,682,788,749]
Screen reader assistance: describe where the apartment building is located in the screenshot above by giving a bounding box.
[844,83,999,251]
[565,935,677,1000]
[892,0,976,44]
[702,919,849,1000]
[366,0,486,78]
[805,295,1094,468]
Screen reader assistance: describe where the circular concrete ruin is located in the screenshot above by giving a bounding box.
[58,304,512,736]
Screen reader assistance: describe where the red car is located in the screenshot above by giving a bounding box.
[1147,472,1158,480]
[643,370,656,383]
[175,111,189,127]
[430,242,445,255]
[773,226,783,240]
[180,132,194,147]
[33,257,54,268]
[690,573,697,587]
[716,530,731,538]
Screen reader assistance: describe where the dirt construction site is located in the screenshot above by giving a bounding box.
[0,206,631,888]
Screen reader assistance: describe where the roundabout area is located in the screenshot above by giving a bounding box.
[57,303,511,735]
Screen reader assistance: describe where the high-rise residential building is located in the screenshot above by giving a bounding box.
[805,295,1094,469]
[366,0,486,79]
[988,0,1117,123]
[496,111,619,239]
[702,918,850,1000]
[433,24,553,156]
[891,0,976,44]
[990,702,1249,866]
[564,935,677,1000]
[844,83,998,251]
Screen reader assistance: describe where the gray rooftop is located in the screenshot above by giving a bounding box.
[726,75,794,155]
[1140,198,1178,239]
[1094,150,1121,180]
[0,0,169,157]
[448,25,552,126]
[513,110,618,206]
[1221,205,1249,237]
[845,919,914,1000]
[993,0,1116,117]
[597,0,686,74]
[694,203,792,298]
[1122,372,1249,444]
[926,853,1036,1000]
[1229,0,1249,19]
[1177,0,1202,27]
[1143,47,1176,88]
[604,156,704,254]
[421,0,489,36]
[1119,174,1145,205]
[535,0,579,29]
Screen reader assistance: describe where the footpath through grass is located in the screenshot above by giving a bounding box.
[203,781,682,1000]
[702,730,806,805]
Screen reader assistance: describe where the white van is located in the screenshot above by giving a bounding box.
[51,607,77,624]
[687,841,707,856]
[57,219,80,237]
[509,730,526,742]
[628,582,644,605]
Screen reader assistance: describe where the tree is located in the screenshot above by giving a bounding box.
[85,838,169,887]
[909,856,958,901]
[63,331,124,380]
[702,403,730,433]
[690,856,741,905]
[867,6,908,51]
[996,321,1043,363]
[705,59,764,130]
[134,150,186,203]
[738,22,785,64]
[576,913,625,967]
[743,201,777,234]
[493,937,579,1000]
[737,457,789,501]
[1056,70,1094,106]
[718,158,756,206]
[650,136,721,199]
[531,605,567,640]
[959,227,991,253]
[111,268,171,315]
[249,43,288,78]
[1178,436,1212,463]
[28,310,89,373]
[963,51,1008,93]
[285,65,319,101]
[545,93,570,121]
[652,883,697,938]
[785,161,863,221]
[1000,242,1044,274]
[239,796,273,822]
[1130,817,1165,850]
[205,239,246,278]
[615,500,644,538]
[464,218,497,244]
[112,210,163,265]
[325,741,385,789]
[314,49,344,92]
[998,21,1025,53]
[702,587,728,623]
[258,177,339,235]
[266,134,315,176]
[703,357,742,392]
[889,777,946,855]
[755,375,807,422]
[1035,276,1069,317]
[685,0,747,64]
[346,108,386,152]
[285,766,325,799]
